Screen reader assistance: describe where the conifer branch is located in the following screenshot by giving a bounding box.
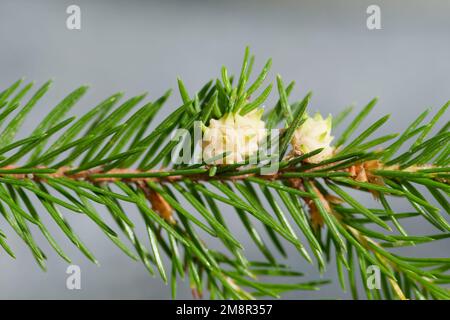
[0,48,448,299]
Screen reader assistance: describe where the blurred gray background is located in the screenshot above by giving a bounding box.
[0,0,449,299]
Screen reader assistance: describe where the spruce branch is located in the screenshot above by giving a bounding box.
[0,48,448,299]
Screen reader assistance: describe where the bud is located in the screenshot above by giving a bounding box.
[291,113,334,163]
[203,109,266,164]
[148,189,175,224]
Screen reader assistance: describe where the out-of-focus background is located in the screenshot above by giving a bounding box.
[0,0,449,299]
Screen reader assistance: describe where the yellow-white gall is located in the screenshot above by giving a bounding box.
[202,109,266,164]
[291,113,334,163]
